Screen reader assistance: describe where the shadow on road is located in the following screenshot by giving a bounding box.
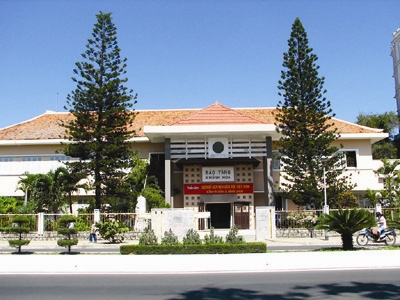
[168,281,400,299]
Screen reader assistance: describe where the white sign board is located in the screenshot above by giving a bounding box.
[94,209,100,223]
[202,166,234,182]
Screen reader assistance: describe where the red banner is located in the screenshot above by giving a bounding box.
[184,183,253,195]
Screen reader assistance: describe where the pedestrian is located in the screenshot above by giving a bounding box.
[89,222,97,243]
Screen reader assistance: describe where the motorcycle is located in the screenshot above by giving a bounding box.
[356,227,397,246]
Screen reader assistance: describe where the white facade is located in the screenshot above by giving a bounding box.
[0,105,389,222]
[392,28,400,131]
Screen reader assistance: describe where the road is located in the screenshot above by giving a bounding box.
[1,269,399,300]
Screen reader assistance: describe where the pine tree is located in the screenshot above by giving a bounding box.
[62,12,137,209]
[275,18,354,208]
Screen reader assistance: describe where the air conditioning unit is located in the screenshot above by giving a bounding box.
[208,138,229,158]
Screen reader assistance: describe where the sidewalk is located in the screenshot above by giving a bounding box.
[0,236,343,250]
[1,249,399,274]
[0,238,127,250]
[1,236,399,274]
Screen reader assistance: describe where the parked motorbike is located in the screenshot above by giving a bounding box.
[356,227,397,246]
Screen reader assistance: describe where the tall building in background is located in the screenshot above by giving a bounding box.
[391,28,400,132]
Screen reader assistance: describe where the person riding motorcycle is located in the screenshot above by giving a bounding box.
[375,212,387,241]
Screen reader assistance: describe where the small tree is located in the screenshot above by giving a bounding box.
[123,155,170,212]
[97,220,128,243]
[55,167,86,214]
[329,191,359,209]
[364,189,380,207]
[315,209,375,250]
[17,172,42,208]
[374,158,400,207]
[183,229,202,245]
[57,215,78,253]
[2,216,31,253]
[203,227,223,245]
[32,170,67,213]
[139,227,158,245]
[356,112,398,159]
[161,229,179,245]
[225,225,245,244]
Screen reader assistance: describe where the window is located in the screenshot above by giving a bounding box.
[342,150,357,168]
[0,156,14,162]
[21,156,42,162]
[77,199,89,205]
[272,152,281,170]
[49,155,71,161]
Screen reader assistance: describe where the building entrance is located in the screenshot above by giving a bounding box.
[234,203,249,229]
[206,203,231,229]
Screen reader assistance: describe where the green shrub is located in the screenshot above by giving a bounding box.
[8,240,30,249]
[58,227,78,235]
[97,220,128,243]
[183,229,202,245]
[203,227,223,245]
[120,243,267,255]
[139,227,158,245]
[161,228,180,245]
[57,239,79,248]
[0,196,23,214]
[45,218,56,231]
[225,225,245,244]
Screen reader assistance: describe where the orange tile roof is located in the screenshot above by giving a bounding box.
[172,103,267,125]
[0,104,382,141]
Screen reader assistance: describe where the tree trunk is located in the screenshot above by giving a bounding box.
[341,232,354,251]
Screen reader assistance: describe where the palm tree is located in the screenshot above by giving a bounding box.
[32,171,61,212]
[55,167,85,213]
[17,173,42,206]
[375,158,400,207]
[316,209,375,250]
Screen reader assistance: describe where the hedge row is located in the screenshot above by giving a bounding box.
[120,242,267,255]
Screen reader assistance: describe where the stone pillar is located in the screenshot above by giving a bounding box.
[255,206,276,240]
[164,138,173,207]
[37,212,44,235]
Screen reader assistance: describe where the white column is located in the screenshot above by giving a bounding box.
[37,212,44,235]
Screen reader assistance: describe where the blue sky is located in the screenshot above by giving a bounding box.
[1,0,399,129]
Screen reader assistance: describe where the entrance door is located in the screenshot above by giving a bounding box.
[206,203,231,229]
[234,203,249,229]
[198,202,205,230]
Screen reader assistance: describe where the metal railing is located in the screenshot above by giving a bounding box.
[0,212,151,232]
[1,207,399,232]
[275,207,400,229]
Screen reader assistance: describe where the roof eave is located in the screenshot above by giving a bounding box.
[0,136,150,146]
[339,133,389,144]
[144,124,279,143]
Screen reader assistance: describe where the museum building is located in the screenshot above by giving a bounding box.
[0,102,388,230]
